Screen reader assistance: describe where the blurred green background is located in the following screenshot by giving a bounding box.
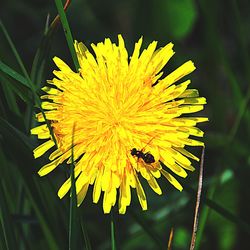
[0,0,250,249]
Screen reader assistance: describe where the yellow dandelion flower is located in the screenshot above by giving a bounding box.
[31,35,208,214]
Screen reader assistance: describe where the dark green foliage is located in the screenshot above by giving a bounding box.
[0,0,250,249]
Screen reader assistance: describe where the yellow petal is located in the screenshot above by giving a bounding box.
[147,174,162,195]
[179,89,199,98]
[38,157,61,176]
[93,167,103,203]
[135,174,147,210]
[31,124,48,135]
[33,140,55,159]
[161,169,183,191]
[53,56,72,72]
[58,166,81,199]
[77,183,89,206]
[103,190,114,214]
[41,101,58,110]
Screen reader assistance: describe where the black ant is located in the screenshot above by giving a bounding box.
[130,136,157,164]
[131,148,155,164]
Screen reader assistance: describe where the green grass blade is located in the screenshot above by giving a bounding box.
[0,72,32,104]
[0,19,57,145]
[69,123,77,250]
[0,60,30,88]
[0,76,20,115]
[30,14,57,87]
[80,217,92,250]
[0,182,18,250]
[111,210,117,250]
[0,218,7,250]
[0,117,59,250]
[0,61,58,145]
[0,20,35,92]
[54,0,80,70]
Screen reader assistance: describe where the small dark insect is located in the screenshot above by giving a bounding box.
[131,148,155,164]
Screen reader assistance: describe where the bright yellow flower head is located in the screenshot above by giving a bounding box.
[31,35,207,214]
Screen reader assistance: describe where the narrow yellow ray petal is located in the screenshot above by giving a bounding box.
[49,148,63,161]
[183,97,207,105]
[122,178,131,206]
[178,105,204,114]
[147,174,162,195]
[58,166,82,199]
[77,183,89,206]
[106,187,117,207]
[53,56,72,72]
[155,60,196,93]
[41,101,58,110]
[165,60,196,87]
[179,89,199,98]
[178,127,204,137]
[31,124,48,135]
[164,162,187,178]
[129,37,143,68]
[58,178,71,199]
[38,157,61,176]
[182,138,204,147]
[101,169,111,191]
[37,132,50,139]
[42,86,60,95]
[168,148,192,166]
[74,41,87,58]
[119,178,131,214]
[119,205,127,214]
[103,191,112,214]
[93,167,103,203]
[139,165,150,180]
[135,174,147,210]
[76,173,90,194]
[33,140,55,159]
[161,169,183,191]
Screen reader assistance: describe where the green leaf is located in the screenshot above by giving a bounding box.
[152,0,197,40]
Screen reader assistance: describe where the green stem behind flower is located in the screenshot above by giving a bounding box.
[111,210,117,250]
[54,0,80,70]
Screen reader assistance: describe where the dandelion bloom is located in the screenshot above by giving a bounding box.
[31,35,207,214]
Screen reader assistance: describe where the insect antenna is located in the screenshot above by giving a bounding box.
[140,134,158,153]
